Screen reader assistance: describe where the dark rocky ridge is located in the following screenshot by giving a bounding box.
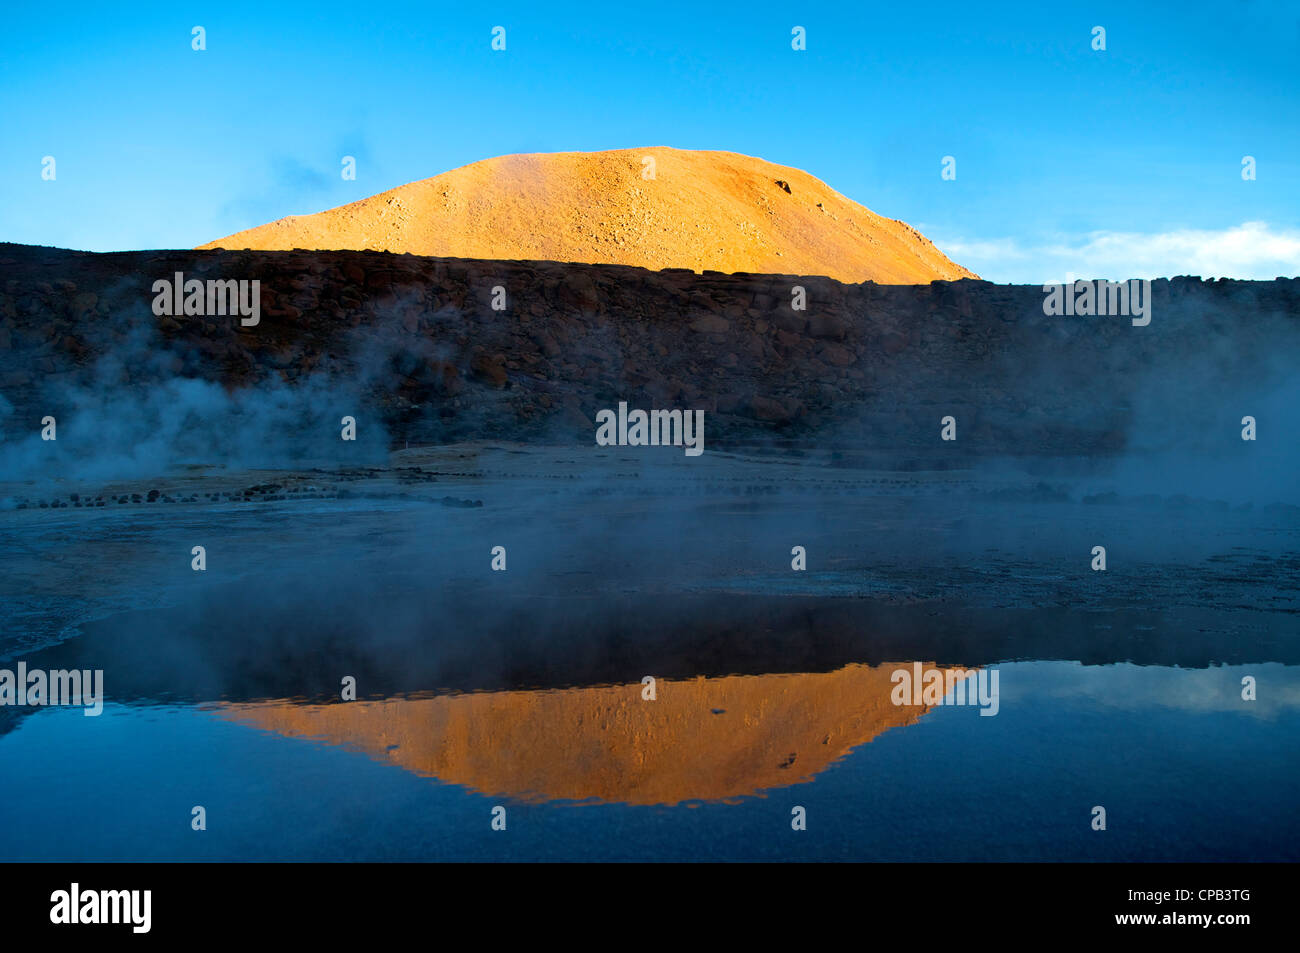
[1,243,1296,463]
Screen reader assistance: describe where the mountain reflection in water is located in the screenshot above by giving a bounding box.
[219,663,972,805]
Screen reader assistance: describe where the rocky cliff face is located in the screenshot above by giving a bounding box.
[1,243,1296,465]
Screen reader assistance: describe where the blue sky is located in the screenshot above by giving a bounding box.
[1,0,1297,281]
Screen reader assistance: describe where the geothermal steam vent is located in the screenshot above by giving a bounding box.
[201,147,977,284]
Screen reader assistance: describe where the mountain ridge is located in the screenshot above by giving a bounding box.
[200,147,977,284]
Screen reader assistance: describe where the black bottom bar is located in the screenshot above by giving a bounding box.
[7,862,1283,940]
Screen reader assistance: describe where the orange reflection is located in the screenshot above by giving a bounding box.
[219,663,971,805]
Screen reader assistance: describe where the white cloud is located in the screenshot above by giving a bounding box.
[999,661,1300,720]
[929,221,1300,284]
